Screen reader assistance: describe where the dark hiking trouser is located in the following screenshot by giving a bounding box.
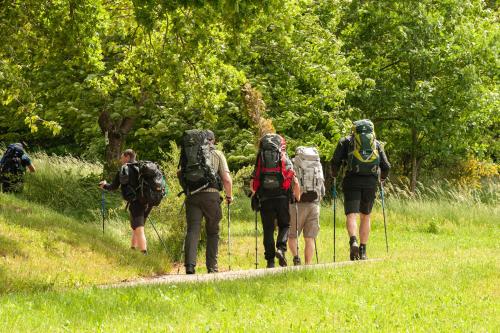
[260,197,290,262]
[184,192,222,270]
[0,174,24,193]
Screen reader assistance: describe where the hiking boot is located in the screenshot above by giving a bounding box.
[266,260,275,268]
[359,244,367,260]
[185,265,195,275]
[350,240,360,261]
[293,256,301,266]
[207,267,218,273]
[275,249,288,267]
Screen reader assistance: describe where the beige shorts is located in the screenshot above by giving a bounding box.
[289,202,320,239]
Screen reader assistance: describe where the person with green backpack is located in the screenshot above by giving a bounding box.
[331,120,391,260]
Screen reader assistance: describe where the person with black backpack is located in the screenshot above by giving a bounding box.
[0,142,36,193]
[178,130,233,274]
[99,149,166,254]
[331,120,391,260]
[250,133,300,268]
[289,146,325,265]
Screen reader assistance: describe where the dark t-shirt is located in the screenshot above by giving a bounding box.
[331,136,391,189]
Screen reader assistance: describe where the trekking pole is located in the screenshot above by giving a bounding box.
[314,238,319,264]
[177,200,186,275]
[332,178,337,262]
[150,218,169,255]
[227,202,232,271]
[254,210,258,269]
[380,182,389,254]
[295,202,299,259]
[101,190,106,235]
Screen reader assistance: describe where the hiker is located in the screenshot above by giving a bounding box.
[331,119,390,260]
[0,142,36,193]
[99,149,152,254]
[288,146,325,265]
[250,133,300,268]
[178,130,233,274]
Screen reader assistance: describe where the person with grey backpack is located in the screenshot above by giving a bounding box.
[288,146,325,265]
[331,119,391,260]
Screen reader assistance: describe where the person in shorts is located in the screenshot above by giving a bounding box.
[99,149,151,254]
[331,120,391,260]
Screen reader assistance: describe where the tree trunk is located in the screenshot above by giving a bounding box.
[410,126,418,193]
[98,111,135,178]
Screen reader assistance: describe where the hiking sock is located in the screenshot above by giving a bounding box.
[349,236,358,246]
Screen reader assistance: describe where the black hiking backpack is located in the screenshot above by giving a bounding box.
[179,129,221,194]
[120,161,167,206]
[253,134,291,199]
[0,143,25,175]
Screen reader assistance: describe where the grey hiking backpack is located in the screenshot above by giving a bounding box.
[293,146,325,202]
[179,129,221,194]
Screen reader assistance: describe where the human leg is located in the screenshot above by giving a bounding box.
[200,193,222,272]
[184,196,203,272]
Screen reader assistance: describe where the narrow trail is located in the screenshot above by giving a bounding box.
[104,259,383,289]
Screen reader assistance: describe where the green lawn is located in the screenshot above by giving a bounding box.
[0,192,498,332]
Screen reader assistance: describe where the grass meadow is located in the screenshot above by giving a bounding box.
[0,153,498,331]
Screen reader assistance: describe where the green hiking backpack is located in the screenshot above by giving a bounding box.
[347,119,380,176]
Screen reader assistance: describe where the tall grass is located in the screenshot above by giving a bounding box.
[20,153,117,219]
[381,178,499,205]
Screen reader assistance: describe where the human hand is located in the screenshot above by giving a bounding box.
[99,180,107,189]
[225,195,233,205]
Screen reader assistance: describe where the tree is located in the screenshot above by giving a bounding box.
[338,0,498,191]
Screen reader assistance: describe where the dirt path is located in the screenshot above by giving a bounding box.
[104,259,382,289]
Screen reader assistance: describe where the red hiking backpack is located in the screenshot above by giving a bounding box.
[252,134,294,198]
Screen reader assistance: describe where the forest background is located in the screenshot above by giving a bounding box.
[1,0,498,190]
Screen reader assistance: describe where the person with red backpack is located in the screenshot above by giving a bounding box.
[331,120,391,260]
[250,133,300,268]
[0,142,36,193]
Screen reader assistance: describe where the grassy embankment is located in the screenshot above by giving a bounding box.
[0,153,498,331]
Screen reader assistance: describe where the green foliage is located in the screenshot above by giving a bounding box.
[0,0,497,184]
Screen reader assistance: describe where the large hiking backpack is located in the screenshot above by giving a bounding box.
[347,119,380,176]
[252,134,293,198]
[0,143,25,175]
[120,161,167,206]
[179,129,221,194]
[293,146,325,202]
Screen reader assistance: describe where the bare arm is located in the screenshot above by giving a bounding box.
[221,171,233,203]
[292,176,301,202]
[27,164,36,173]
